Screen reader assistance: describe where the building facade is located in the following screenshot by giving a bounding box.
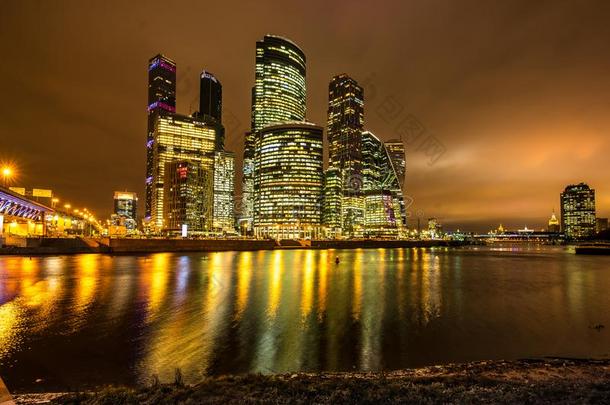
[560,183,596,239]
[253,122,323,239]
[212,151,235,234]
[150,112,216,231]
[113,191,138,231]
[325,74,365,238]
[146,54,176,220]
[163,161,208,234]
[385,139,406,191]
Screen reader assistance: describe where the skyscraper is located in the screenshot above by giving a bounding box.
[361,131,407,238]
[248,35,308,236]
[325,74,365,238]
[113,191,138,231]
[385,140,406,191]
[253,122,323,239]
[163,160,208,234]
[212,151,235,234]
[560,183,596,239]
[199,71,222,123]
[252,35,306,132]
[146,54,176,220]
[547,210,560,233]
[150,112,216,231]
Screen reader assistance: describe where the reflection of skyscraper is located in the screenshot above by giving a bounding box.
[163,160,208,234]
[385,140,406,190]
[361,131,407,238]
[560,183,596,239]
[212,151,235,234]
[325,74,365,238]
[253,122,323,239]
[146,54,176,220]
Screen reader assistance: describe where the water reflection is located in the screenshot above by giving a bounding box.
[1,247,610,391]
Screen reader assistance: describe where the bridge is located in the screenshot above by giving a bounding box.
[0,186,53,236]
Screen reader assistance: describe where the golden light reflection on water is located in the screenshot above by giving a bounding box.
[0,301,22,358]
[300,250,314,319]
[235,251,252,320]
[267,250,284,319]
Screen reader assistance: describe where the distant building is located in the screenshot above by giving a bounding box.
[150,112,216,231]
[560,183,596,239]
[212,151,235,234]
[146,54,176,220]
[163,161,209,234]
[596,217,608,234]
[385,139,406,190]
[113,191,138,231]
[253,122,323,239]
[547,210,560,233]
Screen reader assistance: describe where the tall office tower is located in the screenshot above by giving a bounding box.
[326,74,365,238]
[239,130,255,234]
[198,70,225,151]
[385,139,406,190]
[146,54,176,220]
[150,113,216,231]
[596,217,609,234]
[560,183,596,239]
[253,122,323,239]
[361,131,407,238]
[212,151,235,234]
[163,161,207,234]
[113,191,138,231]
[252,35,306,132]
[322,167,342,237]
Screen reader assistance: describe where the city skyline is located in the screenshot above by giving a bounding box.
[2,1,610,231]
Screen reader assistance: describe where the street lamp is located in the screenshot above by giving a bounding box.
[1,166,13,187]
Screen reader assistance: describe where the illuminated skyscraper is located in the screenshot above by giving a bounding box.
[163,160,208,234]
[385,139,406,190]
[322,168,342,237]
[252,35,306,132]
[212,151,235,234]
[150,112,216,231]
[560,183,596,239]
[253,122,323,239]
[146,54,176,220]
[325,74,365,237]
[547,210,560,233]
[361,131,407,238]
[199,71,222,123]
[248,35,308,236]
[113,191,138,231]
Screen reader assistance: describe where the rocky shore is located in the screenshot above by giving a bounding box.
[11,358,610,404]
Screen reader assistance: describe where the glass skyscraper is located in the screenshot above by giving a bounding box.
[253,122,323,239]
[385,139,406,191]
[150,112,216,231]
[560,183,596,239]
[146,54,176,220]
[212,151,235,234]
[325,74,365,238]
[113,191,138,231]
[163,160,208,234]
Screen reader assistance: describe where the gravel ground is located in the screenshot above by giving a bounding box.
[12,358,610,404]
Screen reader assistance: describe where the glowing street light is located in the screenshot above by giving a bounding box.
[1,165,14,187]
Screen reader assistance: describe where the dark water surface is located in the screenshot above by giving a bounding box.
[1,246,610,391]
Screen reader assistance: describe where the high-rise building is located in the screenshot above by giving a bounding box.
[385,139,406,191]
[596,217,608,234]
[326,74,365,238]
[247,35,308,236]
[322,167,342,237]
[163,161,208,234]
[253,122,323,239]
[199,71,222,123]
[146,54,176,220]
[113,191,138,231]
[150,112,216,231]
[252,35,306,132]
[547,210,560,233]
[361,131,407,238]
[212,151,235,234]
[560,183,596,239]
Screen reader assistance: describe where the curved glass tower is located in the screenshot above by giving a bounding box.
[253,122,323,239]
[252,35,306,131]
